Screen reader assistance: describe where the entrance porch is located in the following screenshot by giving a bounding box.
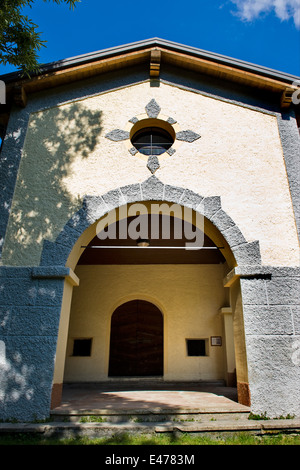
[51,381,250,422]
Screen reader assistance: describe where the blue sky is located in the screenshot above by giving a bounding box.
[0,0,300,76]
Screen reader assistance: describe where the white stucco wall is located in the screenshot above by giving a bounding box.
[2,81,299,266]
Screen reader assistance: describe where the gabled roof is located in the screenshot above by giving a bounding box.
[1,38,299,110]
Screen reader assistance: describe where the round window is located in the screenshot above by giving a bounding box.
[131,126,174,156]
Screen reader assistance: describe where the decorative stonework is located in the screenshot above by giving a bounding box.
[166,147,176,156]
[129,147,138,156]
[145,98,161,118]
[105,129,129,141]
[40,175,262,269]
[105,99,201,174]
[129,117,138,124]
[176,130,200,143]
[147,155,160,173]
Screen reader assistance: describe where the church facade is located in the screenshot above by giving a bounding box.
[0,38,299,421]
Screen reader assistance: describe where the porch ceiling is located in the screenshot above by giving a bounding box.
[78,215,225,265]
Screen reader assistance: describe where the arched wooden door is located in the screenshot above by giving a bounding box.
[108,300,163,377]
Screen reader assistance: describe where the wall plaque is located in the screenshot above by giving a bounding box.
[211,336,222,346]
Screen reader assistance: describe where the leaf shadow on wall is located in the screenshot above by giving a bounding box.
[3,102,103,265]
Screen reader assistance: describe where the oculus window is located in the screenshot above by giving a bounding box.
[131,127,174,156]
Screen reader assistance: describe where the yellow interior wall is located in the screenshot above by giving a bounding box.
[63,264,227,382]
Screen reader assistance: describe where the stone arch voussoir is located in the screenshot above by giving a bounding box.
[40,175,261,268]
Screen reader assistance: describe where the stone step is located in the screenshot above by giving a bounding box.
[1,417,300,439]
[50,408,250,423]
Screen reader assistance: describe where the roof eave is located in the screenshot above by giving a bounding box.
[1,38,299,110]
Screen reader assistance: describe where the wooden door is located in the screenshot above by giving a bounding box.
[108,300,163,376]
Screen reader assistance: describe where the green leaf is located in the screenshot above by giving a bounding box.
[0,0,80,75]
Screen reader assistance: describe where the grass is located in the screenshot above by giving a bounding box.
[0,432,299,446]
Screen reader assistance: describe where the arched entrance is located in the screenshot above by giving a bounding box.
[50,178,258,409]
[60,212,231,386]
[109,300,163,377]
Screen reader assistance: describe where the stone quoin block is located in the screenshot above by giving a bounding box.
[221,224,247,248]
[180,189,203,209]
[120,183,142,203]
[211,209,236,232]
[291,306,300,334]
[102,188,125,210]
[163,184,185,204]
[0,305,61,336]
[232,241,262,266]
[201,196,222,219]
[265,276,300,306]
[83,196,108,224]
[141,176,164,200]
[245,335,300,417]
[239,277,268,305]
[40,240,73,267]
[242,305,294,335]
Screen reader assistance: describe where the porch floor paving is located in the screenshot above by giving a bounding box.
[2,382,300,436]
[52,381,250,414]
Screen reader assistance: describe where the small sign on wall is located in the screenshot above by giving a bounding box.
[211,336,222,346]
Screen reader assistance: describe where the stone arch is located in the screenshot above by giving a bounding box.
[40,175,261,270]
[49,175,260,408]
